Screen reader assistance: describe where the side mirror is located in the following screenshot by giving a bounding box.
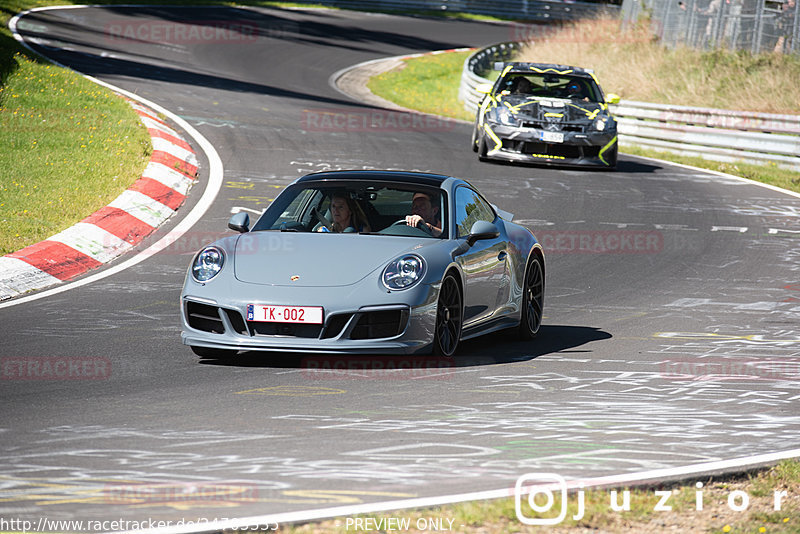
[475,83,493,95]
[606,93,621,105]
[228,212,250,233]
[466,220,499,246]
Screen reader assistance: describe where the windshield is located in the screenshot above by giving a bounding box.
[251,181,447,238]
[497,73,602,103]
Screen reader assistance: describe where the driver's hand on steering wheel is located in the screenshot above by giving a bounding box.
[405,214,428,230]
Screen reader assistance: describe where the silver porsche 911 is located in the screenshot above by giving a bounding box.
[180,170,544,357]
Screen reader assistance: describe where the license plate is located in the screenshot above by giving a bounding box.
[247,304,323,324]
[541,131,564,143]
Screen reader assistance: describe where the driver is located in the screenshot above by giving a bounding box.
[566,81,588,101]
[405,192,442,237]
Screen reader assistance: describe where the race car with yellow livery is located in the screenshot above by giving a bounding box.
[471,62,620,169]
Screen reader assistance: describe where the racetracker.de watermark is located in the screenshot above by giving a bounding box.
[660,358,799,381]
[0,517,277,532]
[1,357,111,380]
[91,230,293,257]
[102,482,258,506]
[302,109,457,133]
[537,230,663,254]
[301,356,455,380]
[104,19,297,44]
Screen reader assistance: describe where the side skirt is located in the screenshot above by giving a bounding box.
[460,315,519,342]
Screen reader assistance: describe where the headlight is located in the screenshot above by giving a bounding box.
[593,116,614,131]
[192,246,225,282]
[492,106,518,126]
[382,255,425,290]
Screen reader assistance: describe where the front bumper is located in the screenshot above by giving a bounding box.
[180,280,439,355]
[482,122,617,167]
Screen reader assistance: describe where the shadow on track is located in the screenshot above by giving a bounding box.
[473,155,662,174]
[16,6,477,110]
[197,324,612,369]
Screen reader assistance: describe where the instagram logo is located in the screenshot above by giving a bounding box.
[514,473,569,525]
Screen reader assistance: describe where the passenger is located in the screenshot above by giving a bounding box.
[404,192,442,237]
[511,77,533,95]
[317,193,371,233]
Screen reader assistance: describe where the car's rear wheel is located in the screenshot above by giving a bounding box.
[433,273,463,357]
[518,255,544,339]
[190,346,238,359]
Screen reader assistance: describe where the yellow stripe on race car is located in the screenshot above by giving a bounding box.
[530,153,566,160]
[566,103,599,119]
[529,66,573,75]
[503,98,542,113]
[502,101,520,116]
[501,65,513,77]
[482,124,503,152]
[544,113,563,118]
[598,135,618,166]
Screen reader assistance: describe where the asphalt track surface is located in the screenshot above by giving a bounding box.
[3,5,800,529]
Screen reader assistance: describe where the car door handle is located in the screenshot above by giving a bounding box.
[498,251,507,261]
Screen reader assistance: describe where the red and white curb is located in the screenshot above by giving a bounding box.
[0,98,198,301]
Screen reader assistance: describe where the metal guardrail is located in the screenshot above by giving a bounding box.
[297,0,619,21]
[614,101,800,170]
[457,41,522,112]
[459,43,800,171]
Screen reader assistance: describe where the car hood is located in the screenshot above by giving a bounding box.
[497,94,607,124]
[232,232,428,287]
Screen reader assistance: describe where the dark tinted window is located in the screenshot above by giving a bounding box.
[251,182,447,238]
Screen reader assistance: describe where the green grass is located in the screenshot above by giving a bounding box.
[0,5,153,255]
[622,145,800,193]
[0,51,151,255]
[367,50,475,122]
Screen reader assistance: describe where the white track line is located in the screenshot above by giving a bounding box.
[9,6,800,534]
[119,448,800,534]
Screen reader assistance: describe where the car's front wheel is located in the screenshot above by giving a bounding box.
[602,143,618,170]
[470,120,480,152]
[477,133,489,161]
[518,255,544,339]
[190,346,238,359]
[433,273,463,357]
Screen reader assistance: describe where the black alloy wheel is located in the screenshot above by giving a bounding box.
[519,255,544,339]
[434,274,463,357]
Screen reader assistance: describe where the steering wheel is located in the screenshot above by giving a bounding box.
[312,207,333,231]
[391,218,432,235]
